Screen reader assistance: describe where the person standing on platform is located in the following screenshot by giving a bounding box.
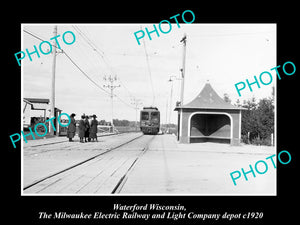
[89,114,98,142]
[78,114,86,143]
[66,113,76,142]
[84,115,90,142]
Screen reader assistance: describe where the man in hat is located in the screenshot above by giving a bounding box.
[84,115,91,142]
[89,114,99,142]
[67,113,76,142]
[78,114,86,143]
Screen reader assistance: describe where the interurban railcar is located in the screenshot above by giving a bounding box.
[140,107,160,135]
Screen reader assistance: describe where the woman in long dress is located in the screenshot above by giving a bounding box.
[84,115,90,142]
[89,114,98,142]
[78,115,86,143]
[66,113,76,142]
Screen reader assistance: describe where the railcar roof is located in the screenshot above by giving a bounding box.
[142,107,159,111]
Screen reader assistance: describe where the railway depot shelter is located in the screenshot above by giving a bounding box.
[175,82,244,145]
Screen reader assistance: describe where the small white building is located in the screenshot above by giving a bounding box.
[23,99,34,128]
[23,98,63,136]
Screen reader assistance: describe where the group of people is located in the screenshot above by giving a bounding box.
[66,113,99,143]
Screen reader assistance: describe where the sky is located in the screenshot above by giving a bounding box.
[22,23,276,124]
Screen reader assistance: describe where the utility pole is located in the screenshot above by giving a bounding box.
[178,33,187,142]
[131,98,142,131]
[168,76,175,126]
[49,25,57,135]
[165,98,168,133]
[168,75,180,134]
[180,33,187,106]
[103,75,120,132]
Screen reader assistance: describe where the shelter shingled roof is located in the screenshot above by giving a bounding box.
[175,82,243,110]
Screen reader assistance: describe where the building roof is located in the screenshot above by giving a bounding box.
[23,98,33,105]
[24,98,50,104]
[175,82,243,110]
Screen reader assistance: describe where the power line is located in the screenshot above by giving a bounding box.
[71,26,137,109]
[72,25,105,56]
[72,25,116,75]
[69,30,106,79]
[23,29,45,43]
[63,51,111,95]
[142,28,155,106]
[118,79,134,98]
[23,28,137,110]
[23,29,63,52]
[24,30,110,95]
[23,28,134,108]
[115,93,135,109]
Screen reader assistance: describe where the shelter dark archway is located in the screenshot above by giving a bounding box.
[175,82,245,145]
[190,113,231,144]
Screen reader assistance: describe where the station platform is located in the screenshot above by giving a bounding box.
[23,133,276,195]
[23,132,143,188]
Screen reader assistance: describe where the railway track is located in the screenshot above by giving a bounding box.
[23,134,155,194]
[24,132,120,153]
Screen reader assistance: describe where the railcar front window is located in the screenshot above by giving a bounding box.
[151,112,159,118]
[141,112,149,120]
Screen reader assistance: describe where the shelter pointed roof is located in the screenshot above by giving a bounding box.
[176,82,241,110]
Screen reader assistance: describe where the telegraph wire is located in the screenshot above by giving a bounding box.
[72,25,105,56]
[72,25,137,108]
[70,30,105,79]
[118,79,134,99]
[24,29,44,42]
[115,93,135,109]
[63,51,111,95]
[23,28,135,109]
[72,25,115,75]
[24,28,110,95]
[142,27,156,106]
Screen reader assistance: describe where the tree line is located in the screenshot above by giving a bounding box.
[73,119,136,127]
[224,87,274,145]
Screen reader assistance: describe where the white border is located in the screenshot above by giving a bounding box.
[21,23,24,196]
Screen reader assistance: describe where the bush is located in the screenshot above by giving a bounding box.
[241,134,273,146]
[251,136,272,146]
[238,96,274,146]
[241,134,249,144]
